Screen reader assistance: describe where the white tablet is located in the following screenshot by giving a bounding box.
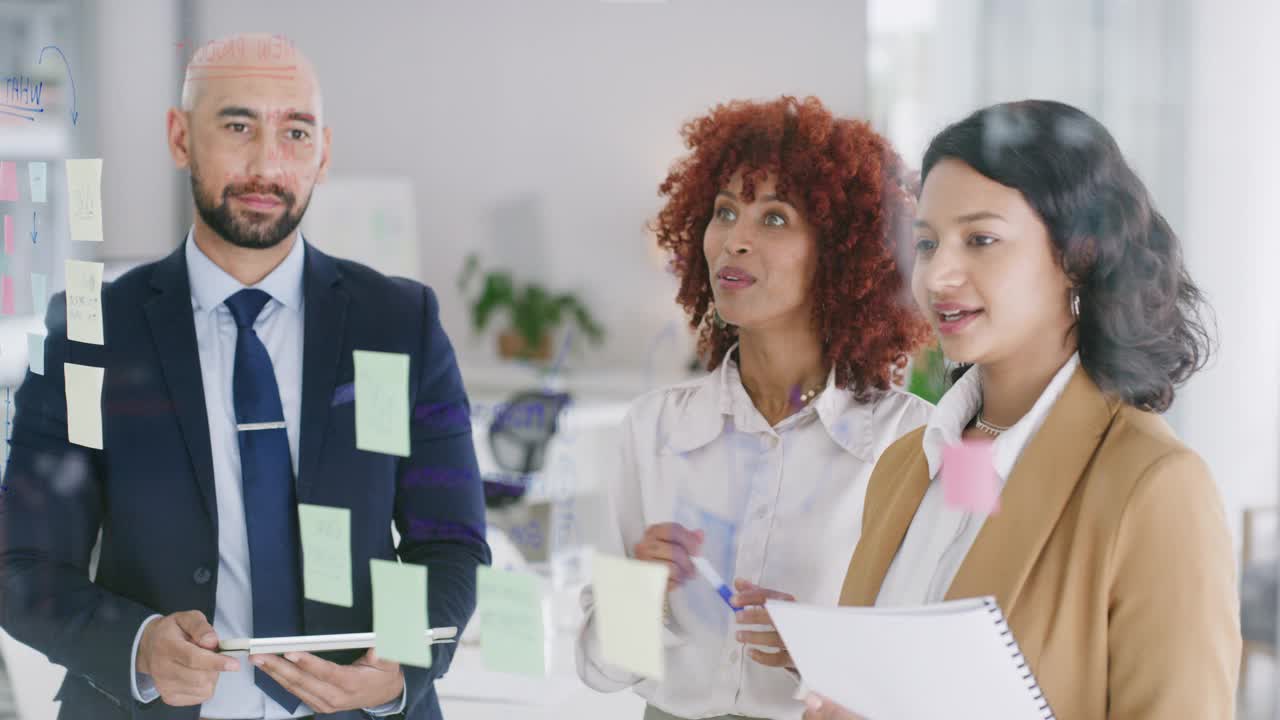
[218,627,458,655]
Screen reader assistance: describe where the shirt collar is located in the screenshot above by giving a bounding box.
[185,227,306,314]
[922,352,1081,480]
[663,342,875,459]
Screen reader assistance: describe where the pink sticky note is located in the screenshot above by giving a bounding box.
[1,275,14,315]
[941,440,1000,514]
[0,162,16,201]
[2,214,11,253]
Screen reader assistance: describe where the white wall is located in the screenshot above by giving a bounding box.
[192,0,868,373]
[1178,0,1280,547]
[82,0,183,260]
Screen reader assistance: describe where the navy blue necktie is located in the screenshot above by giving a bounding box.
[226,289,304,713]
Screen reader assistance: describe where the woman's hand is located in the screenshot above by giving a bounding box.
[632,522,704,593]
[731,578,796,669]
[803,692,868,720]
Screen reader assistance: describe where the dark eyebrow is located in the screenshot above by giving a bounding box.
[715,190,793,207]
[955,211,1006,223]
[913,211,1006,230]
[283,111,316,126]
[216,106,258,120]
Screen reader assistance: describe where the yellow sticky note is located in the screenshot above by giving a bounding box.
[298,504,353,607]
[65,260,104,345]
[370,559,431,668]
[354,350,410,457]
[591,552,668,680]
[477,567,546,677]
[65,159,104,242]
[64,362,104,449]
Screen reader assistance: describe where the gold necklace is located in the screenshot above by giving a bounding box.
[796,385,823,405]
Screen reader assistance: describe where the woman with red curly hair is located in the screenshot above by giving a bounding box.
[574,96,934,720]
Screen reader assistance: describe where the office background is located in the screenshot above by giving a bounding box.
[0,0,1277,718]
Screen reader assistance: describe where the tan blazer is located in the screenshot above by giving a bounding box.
[839,366,1240,720]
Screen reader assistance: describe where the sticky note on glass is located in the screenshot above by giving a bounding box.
[65,362,104,449]
[65,159,104,241]
[591,551,668,680]
[65,260,105,345]
[941,440,1001,514]
[477,566,546,677]
[3,214,11,254]
[27,332,45,375]
[0,162,16,202]
[370,559,432,668]
[31,272,47,316]
[298,503,353,607]
[354,350,410,457]
[28,162,47,203]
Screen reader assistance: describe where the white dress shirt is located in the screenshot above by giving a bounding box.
[876,353,1080,607]
[576,344,932,720]
[129,232,404,718]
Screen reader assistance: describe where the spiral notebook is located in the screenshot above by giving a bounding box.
[769,597,1054,720]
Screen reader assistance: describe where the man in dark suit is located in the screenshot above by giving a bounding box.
[0,33,489,720]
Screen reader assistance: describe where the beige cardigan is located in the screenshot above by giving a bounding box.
[838,366,1240,719]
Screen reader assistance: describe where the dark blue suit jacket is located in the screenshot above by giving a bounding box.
[0,242,491,719]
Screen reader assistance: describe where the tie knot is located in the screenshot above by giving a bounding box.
[225,288,274,329]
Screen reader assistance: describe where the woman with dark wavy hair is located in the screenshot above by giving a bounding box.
[804,100,1239,720]
[574,96,934,720]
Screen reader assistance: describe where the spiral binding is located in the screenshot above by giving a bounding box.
[982,597,1056,720]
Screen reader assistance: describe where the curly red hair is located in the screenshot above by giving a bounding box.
[655,95,932,400]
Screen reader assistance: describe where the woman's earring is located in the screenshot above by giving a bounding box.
[1070,288,1081,319]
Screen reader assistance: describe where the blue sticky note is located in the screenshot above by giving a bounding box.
[27,332,44,375]
[30,272,47,317]
[28,162,47,203]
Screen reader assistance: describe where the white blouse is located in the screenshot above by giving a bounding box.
[876,353,1080,607]
[576,345,932,719]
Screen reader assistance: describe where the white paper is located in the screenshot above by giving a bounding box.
[64,362,104,449]
[65,260,104,345]
[769,598,1051,720]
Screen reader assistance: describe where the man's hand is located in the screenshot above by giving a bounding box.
[803,692,868,719]
[251,648,405,713]
[731,578,796,669]
[633,522,704,593]
[137,610,240,707]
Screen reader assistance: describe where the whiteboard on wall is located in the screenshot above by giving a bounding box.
[301,176,420,281]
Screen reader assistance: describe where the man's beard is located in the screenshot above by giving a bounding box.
[190,162,311,250]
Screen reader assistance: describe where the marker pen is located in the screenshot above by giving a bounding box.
[691,556,741,612]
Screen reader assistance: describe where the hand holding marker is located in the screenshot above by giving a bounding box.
[691,555,741,613]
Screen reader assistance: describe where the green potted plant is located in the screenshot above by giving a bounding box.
[905,344,947,404]
[457,253,605,364]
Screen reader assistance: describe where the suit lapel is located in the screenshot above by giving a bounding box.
[297,244,348,502]
[945,366,1120,611]
[144,246,219,530]
[839,444,932,606]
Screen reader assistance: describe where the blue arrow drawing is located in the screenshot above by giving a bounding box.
[37,45,78,125]
[29,211,37,244]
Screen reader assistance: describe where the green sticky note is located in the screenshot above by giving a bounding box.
[298,504,353,607]
[477,567,546,676]
[354,350,410,457]
[370,559,431,668]
[591,551,668,680]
